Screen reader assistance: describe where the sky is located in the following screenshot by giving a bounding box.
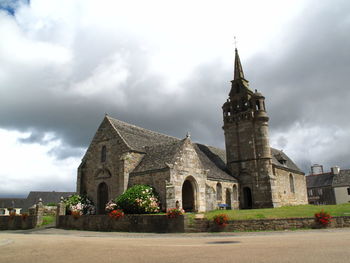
[0,0,349,197]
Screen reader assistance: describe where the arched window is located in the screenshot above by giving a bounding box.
[216,183,222,201]
[255,100,260,110]
[289,174,295,193]
[232,185,238,201]
[101,145,106,163]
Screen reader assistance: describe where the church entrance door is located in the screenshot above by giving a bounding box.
[182,179,195,212]
[242,187,252,209]
[97,182,109,214]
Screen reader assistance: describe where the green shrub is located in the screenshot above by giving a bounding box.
[115,185,160,214]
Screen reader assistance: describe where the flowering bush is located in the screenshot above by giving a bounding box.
[108,209,124,220]
[213,214,229,227]
[166,208,185,218]
[105,200,118,213]
[64,194,95,215]
[115,185,160,214]
[315,210,332,226]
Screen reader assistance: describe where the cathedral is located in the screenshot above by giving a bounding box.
[77,49,308,213]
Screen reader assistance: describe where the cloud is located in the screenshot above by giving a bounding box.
[0,0,350,197]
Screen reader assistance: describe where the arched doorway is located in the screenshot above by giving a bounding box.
[97,182,109,214]
[225,189,231,209]
[242,187,252,209]
[182,178,197,212]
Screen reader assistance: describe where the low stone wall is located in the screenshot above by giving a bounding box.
[57,214,185,233]
[0,216,37,230]
[57,215,350,233]
[191,216,350,232]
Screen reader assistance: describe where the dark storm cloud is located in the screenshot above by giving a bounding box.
[249,0,350,131]
[1,0,350,174]
[247,0,350,171]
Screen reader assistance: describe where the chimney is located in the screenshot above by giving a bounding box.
[311,164,324,175]
[331,166,340,175]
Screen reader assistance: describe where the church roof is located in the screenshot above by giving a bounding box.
[271,148,303,174]
[107,116,178,152]
[107,116,236,182]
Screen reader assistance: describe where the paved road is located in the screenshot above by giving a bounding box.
[1,228,350,263]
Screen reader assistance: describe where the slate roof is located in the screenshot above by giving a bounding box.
[131,140,184,173]
[332,170,350,187]
[0,198,26,209]
[194,144,236,182]
[0,192,75,211]
[24,191,75,209]
[107,116,236,182]
[306,169,350,189]
[107,117,178,152]
[306,173,334,188]
[271,148,303,173]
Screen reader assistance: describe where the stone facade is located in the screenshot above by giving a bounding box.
[78,117,237,213]
[222,49,307,208]
[77,48,307,213]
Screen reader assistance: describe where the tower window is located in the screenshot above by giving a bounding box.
[101,145,107,163]
[256,100,260,110]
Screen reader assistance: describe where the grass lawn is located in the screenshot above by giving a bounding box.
[41,215,55,226]
[204,203,350,220]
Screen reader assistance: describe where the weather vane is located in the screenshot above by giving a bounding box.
[234,36,238,49]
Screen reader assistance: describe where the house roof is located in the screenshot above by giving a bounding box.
[0,198,26,209]
[306,173,334,188]
[306,169,350,189]
[332,170,350,187]
[23,191,75,211]
[271,148,303,173]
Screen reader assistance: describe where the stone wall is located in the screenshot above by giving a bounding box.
[57,214,185,233]
[189,216,350,232]
[274,167,308,206]
[0,200,44,230]
[56,214,350,233]
[0,215,37,230]
[205,180,239,210]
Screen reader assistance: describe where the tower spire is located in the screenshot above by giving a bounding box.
[234,48,245,80]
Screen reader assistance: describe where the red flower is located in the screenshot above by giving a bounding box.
[314,210,332,226]
[166,208,184,218]
[213,214,229,227]
[108,209,124,220]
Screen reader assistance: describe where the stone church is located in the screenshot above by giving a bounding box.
[77,49,308,214]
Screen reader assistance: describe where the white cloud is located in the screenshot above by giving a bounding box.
[0,129,81,196]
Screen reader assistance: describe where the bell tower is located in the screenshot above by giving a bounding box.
[222,48,280,208]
